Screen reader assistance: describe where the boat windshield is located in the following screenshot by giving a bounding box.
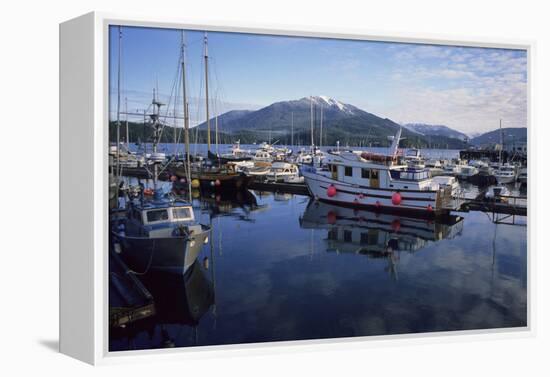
[173,207,193,220]
[390,169,430,181]
[146,209,169,223]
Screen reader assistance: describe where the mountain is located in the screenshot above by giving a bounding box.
[403,123,469,141]
[470,127,527,146]
[197,96,468,148]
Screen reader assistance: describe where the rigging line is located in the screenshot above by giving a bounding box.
[193,48,205,155]
[157,58,183,143]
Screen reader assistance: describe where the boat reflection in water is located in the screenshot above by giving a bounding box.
[300,200,464,279]
[109,260,215,351]
[197,189,264,220]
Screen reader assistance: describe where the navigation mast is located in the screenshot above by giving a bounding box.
[181,31,192,201]
[319,104,323,149]
[310,96,314,149]
[204,32,211,151]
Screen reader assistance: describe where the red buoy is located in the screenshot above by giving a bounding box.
[327,210,337,224]
[327,185,337,198]
[427,204,433,212]
[215,179,221,187]
[391,192,402,205]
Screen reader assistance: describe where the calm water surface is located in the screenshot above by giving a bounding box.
[110,184,527,351]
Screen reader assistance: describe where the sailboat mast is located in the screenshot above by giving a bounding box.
[319,104,323,149]
[204,32,211,151]
[291,112,294,147]
[116,26,122,178]
[114,26,122,204]
[310,96,314,149]
[215,113,219,155]
[125,97,129,147]
[181,31,192,200]
[499,119,503,165]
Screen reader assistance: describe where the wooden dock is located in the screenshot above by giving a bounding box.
[459,197,527,216]
[249,180,310,196]
[109,250,155,328]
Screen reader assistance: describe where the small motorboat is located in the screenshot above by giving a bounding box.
[111,190,211,275]
[266,162,301,183]
[494,164,517,184]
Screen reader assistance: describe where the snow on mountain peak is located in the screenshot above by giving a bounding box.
[305,95,354,114]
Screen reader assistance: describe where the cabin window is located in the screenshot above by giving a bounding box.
[360,232,369,245]
[343,230,352,242]
[361,169,370,179]
[328,228,338,240]
[146,209,169,223]
[173,207,192,220]
[345,166,353,177]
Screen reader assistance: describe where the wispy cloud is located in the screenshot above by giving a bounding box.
[376,44,527,133]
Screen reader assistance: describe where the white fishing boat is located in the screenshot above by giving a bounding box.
[301,127,463,216]
[456,165,479,179]
[266,162,301,183]
[253,149,273,162]
[494,164,517,184]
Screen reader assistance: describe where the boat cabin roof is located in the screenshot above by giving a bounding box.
[131,198,192,211]
[128,199,195,226]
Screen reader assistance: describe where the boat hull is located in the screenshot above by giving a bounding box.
[495,175,516,184]
[111,225,210,275]
[196,173,251,192]
[302,169,449,217]
[208,150,252,164]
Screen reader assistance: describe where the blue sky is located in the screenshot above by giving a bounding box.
[109,25,527,135]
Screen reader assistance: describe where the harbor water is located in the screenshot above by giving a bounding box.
[109,180,527,351]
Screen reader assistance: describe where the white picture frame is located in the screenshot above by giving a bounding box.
[59,11,535,365]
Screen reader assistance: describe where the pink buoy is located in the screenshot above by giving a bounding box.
[215,179,221,187]
[327,185,337,198]
[391,192,402,205]
[427,204,433,212]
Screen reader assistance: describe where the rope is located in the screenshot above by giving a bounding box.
[126,239,156,276]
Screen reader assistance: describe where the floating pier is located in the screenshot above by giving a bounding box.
[109,250,155,328]
[459,196,527,216]
[249,180,310,196]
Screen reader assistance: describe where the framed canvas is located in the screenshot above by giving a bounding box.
[59,12,534,365]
